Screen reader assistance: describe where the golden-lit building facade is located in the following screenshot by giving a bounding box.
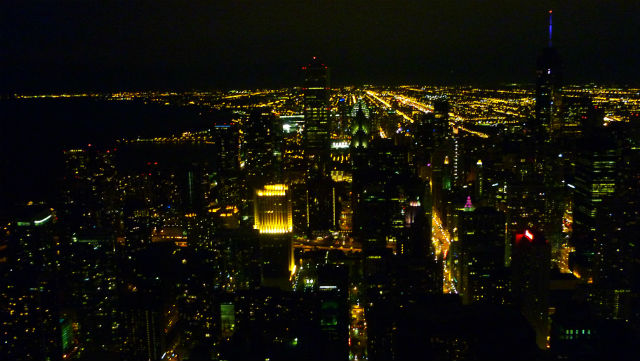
[253,184,293,234]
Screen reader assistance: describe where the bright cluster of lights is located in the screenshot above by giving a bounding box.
[331,141,350,149]
[255,184,293,234]
[256,184,289,197]
[258,226,293,234]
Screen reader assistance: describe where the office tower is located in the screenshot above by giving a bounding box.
[427,96,453,225]
[457,206,510,305]
[65,234,120,355]
[212,228,261,290]
[62,147,119,233]
[512,229,551,349]
[549,302,635,361]
[281,114,306,175]
[290,181,308,235]
[316,263,350,361]
[351,106,370,149]
[568,122,635,320]
[571,132,618,279]
[400,199,431,259]
[217,289,330,360]
[211,122,240,172]
[350,105,370,237]
[559,95,592,137]
[353,137,411,251]
[587,198,634,322]
[118,246,190,360]
[300,59,333,236]
[254,184,293,235]
[1,205,62,360]
[474,159,484,200]
[350,104,370,195]
[534,11,562,139]
[243,108,282,183]
[432,96,450,139]
[503,157,546,265]
[302,57,330,172]
[305,173,336,235]
[253,184,294,289]
[410,112,436,179]
[293,256,350,360]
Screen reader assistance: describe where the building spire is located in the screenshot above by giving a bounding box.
[548,10,553,47]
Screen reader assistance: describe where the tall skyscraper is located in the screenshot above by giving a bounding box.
[253,184,293,235]
[512,228,551,349]
[243,108,281,182]
[534,11,562,139]
[457,206,509,305]
[253,184,294,289]
[1,205,62,360]
[571,133,618,279]
[211,122,240,172]
[302,57,330,172]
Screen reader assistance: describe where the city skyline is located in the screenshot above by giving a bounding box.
[2,2,640,360]
[2,67,640,360]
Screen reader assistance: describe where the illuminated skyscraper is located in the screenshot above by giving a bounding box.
[534,10,562,138]
[302,57,330,171]
[254,184,294,289]
[350,106,369,149]
[253,184,293,234]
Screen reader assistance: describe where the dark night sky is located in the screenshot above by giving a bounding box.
[2,0,639,91]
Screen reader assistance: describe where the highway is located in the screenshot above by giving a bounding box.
[370,90,490,139]
[293,240,363,253]
[432,209,457,294]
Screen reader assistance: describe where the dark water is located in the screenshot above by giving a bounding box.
[0,97,230,208]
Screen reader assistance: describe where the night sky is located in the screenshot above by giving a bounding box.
[2,0,639,91]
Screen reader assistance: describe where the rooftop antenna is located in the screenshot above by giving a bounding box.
[548,10,553,47]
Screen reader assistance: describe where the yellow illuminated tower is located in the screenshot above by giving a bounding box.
[253,184,293,234]
[254,184,294,290]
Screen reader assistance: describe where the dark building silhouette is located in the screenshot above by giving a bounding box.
[534,11,562,139]
[571,131,618,280]
[303,57,330,173]
[244,108,282,183]
[457,206,510,305]
[512,228,551,349]
[1,205,62,360]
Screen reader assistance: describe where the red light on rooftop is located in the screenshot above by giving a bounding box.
[549,10,552,14]
[515,233,524,244]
